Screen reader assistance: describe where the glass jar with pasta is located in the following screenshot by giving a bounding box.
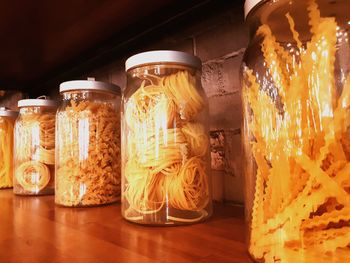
[242,0,350,262]
[14,98,57,195]
[56,80,121,207]
[0,107,18,189]
[122,50,213,225]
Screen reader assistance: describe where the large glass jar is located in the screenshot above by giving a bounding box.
[0,107,18,189]
[56,80,121,207]
[122,50,212,225]
[242,0,350,262]
[14,98,57,195]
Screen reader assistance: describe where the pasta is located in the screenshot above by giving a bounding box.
[15,161,50,192]
[14,111,55,195]
[55,100,121,207]
[123,69,210,223]
[243,0,350,261]
[0,116,15,188]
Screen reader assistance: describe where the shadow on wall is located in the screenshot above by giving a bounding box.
[0,90,26,110]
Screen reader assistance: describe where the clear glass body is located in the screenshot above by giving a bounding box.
[242,0,350,262]
[55,90,121,207]
[14,106,56,195]
[0,115,16,189]
[122,63,213,225]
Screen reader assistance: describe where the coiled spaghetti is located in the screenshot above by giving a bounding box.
[123,69,210,223]
[15,161,50,192]
[14,111,55,195]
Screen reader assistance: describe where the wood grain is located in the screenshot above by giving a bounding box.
[0,189,252,263]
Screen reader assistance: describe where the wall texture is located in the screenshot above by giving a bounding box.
[82,3,249,203]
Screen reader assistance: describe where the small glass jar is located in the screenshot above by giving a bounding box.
[242,0,350,262]
[122,50,213,225]
[0,107,18,189]
[14,98,57,195]
[56,80,121,207]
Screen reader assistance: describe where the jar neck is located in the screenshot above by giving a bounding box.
[246,0,350,44]
[128,64,198,78]
[19,107,45,114]
[61,90,118,101]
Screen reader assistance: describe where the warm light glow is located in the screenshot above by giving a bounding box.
[78,118,89,161]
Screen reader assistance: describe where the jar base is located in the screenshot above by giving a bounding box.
[122,207,212,226]
[55,196,121,208]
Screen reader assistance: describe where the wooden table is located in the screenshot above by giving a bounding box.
[0,189,252,263]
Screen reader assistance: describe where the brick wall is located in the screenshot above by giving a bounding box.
[83,3,248,203]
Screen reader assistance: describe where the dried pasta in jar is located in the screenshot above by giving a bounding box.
[14,98,57,195]
[122,50,212,225]
[0,107,18,189]
[55,80,121,207]
[243,0,350,262]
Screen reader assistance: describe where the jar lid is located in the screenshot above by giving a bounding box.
[0,107,18,118]
[59,79,121,94]
[244,0,264,18]
[18,97,57,108]
[125,50,202,71]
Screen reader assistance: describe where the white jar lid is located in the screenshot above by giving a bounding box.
[125,50,202,71]
[245,0,264,18]
[60,79,121,94]
[18,98,57,108]
[0,107,18,118]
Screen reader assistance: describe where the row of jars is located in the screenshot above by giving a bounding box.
[0,50,213,225]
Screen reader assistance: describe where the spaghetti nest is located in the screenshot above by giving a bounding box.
[14,112,55,194]
[56,100,121,207]
[0,117,15,188]
[123,69,210,223]
[243,0,350,261]
[15,161,50,193]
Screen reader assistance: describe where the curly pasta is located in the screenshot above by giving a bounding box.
[244,0,350,261]
[123,69,210,223]
[55,100,121,207]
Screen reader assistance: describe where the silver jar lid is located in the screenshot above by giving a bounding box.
[0,107,18,118]
[18,96,57,108]
[244,0,264,18]
[60,78,121,95]
[125,50,202,71]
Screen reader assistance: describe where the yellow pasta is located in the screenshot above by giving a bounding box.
[14,111,55,194]
[243,0,350,261]
[0,117,15,188]
[166,156,209,211]
[162,70,205,120]
[182,122,209,157]
[56,100,121,207]
[15,161,50,193]
[123,69,210,223]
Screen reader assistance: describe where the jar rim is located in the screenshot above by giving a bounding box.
[0,107,18,117]
[18,99,57,108]
[244,0,265,19]
[59,80,121,95]
[125,50,202,72]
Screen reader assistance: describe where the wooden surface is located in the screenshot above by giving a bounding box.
[0,189,252,263]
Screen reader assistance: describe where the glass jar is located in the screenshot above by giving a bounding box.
[242,0,350,262]
[0,107,18,189]
[56,80,121,207]
[14,98,57,195]
[122,50,212,225]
